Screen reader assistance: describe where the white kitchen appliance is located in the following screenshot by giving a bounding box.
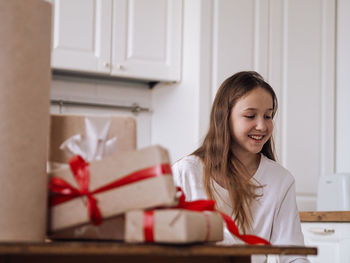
[317,174,350,210]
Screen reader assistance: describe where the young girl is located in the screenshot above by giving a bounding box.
[172,71,308,263]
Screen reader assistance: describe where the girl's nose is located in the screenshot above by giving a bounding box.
[255,118,267,131]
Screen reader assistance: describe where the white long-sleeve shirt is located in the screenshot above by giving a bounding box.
[172,154,309,263]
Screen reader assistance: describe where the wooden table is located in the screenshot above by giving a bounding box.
[0,242,317,263]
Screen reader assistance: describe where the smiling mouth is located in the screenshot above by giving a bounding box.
[248,135,264,141]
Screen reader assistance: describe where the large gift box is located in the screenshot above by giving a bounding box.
[125,209,224,243]
[0,0,52,242]
[48,145,178,233]
[49,114,137,164]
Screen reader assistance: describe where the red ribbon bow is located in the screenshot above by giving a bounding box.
[143,187,270,245]
[49,155,172,225]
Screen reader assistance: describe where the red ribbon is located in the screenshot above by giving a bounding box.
[143,187,270,245]
[49,155,172,225]
[143,210,155,242]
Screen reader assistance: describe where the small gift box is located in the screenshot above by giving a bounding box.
[49,114,136,165]
[125,209,224,243]
[48,145,178,233]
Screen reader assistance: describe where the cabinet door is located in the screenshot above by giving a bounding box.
[111,0,182,82]
[51,0,112,73]
[302,223,345,263]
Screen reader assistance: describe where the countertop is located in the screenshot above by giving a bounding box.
[300,211,350,222]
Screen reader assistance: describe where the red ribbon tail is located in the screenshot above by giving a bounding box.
[178,200,216,211]
[218,211,270,245]
[218,211,240,236]
[143,210,155,242]
[87,195,103,226]
[239,235,271,245]
[174,187,270,245]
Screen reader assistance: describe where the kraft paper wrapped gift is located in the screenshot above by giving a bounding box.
[49,215,125,240]
[49,114,137,165]
[48,145,178,233]
[125,209,224,243]
[0,0,52,242]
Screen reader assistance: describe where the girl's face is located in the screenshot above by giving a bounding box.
[229,87,274,158]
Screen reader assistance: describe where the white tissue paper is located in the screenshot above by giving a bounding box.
[48,116,117,171]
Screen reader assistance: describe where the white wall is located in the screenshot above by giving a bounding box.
[151,0,212,164]
[336,0,350,174]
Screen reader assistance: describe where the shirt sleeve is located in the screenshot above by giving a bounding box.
[171,159,193,201]
[171,161,183,188]
[172,156,208,202]
[271,178,310,263]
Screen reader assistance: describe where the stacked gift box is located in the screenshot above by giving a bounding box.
[47,114,224,244]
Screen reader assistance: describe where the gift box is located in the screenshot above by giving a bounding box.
[51,210,224,243]
[49,215,125,240]
[48,145,178,233]
[0,0,52,242]
[125,209,224,243]
[49,114,136,164]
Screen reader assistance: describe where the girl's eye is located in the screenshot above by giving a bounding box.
[265,115,272,119]
[245,115,255,119]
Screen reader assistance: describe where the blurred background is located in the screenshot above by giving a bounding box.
[49,0,349,214]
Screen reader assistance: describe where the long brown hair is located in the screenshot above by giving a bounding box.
[193,71,278,232]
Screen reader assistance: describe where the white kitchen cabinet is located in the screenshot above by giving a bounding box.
[51,0,112,74]
[301,222,350,263]
[51,0,182,82]
[111,0,182,81]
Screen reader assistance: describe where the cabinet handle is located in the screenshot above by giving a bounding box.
[308,227,335,235]
[104,62,111,68]
[116,64,124,70]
